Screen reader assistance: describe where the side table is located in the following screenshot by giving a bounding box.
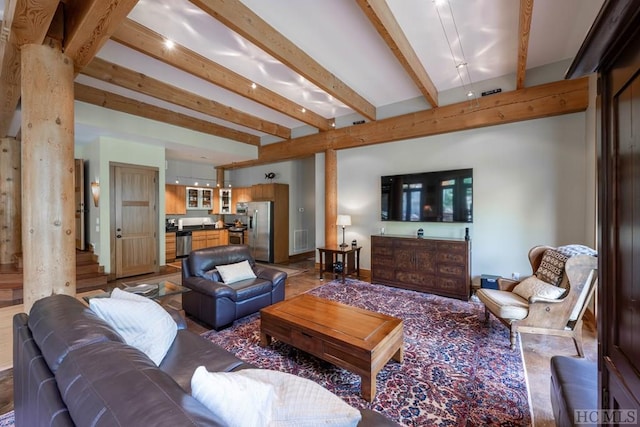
[317,246,361,283]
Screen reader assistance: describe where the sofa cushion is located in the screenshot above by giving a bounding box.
[160,329,251,393]
[89,288,177,365]
[476,288,529,320]
[55,340,225,427]
[229,278,274,302]
[28,294,124,373]
[191,367,362,427]
[535,249,569,286]
[513,276,566,301]
[217,260,257,284]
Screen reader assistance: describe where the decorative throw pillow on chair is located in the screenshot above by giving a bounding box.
[535,249,569,286]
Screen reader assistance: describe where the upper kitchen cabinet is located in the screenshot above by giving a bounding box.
[219,188,232,214]
[165,184,186,215]
[231,187,252,213]
[186,187,214,210]
[251,183,277,200]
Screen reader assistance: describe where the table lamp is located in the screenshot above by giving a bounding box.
[336,214,351,248]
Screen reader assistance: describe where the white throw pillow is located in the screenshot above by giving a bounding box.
[191,368,361,427]
[191,366,274,427]
[216,260,257,284]
[512,276,566,301]
[89,288,177,365]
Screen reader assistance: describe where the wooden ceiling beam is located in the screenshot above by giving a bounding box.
[82,57,291,140]
[111,19,332,132]
[221,77,589,169]
[357,0,438,108]
[191,0,377,121]
[0,0,59,137]
[516,0,534,89]
[63,0,139,72]
[75,82,260,146]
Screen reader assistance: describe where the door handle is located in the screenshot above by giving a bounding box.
[116,234,122,238]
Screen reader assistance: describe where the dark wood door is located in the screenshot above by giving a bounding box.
[601,15,640,415]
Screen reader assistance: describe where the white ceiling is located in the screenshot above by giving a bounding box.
[1,0,604,166]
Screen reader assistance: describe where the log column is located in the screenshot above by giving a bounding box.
[21,42,75,312]
[324,149,338,247]
[0,137,21,265]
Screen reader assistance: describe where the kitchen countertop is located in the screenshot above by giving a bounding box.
[166,225,246,232]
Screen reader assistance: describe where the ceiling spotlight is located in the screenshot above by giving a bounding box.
[456,62,467,69]
[251,82,257,89]
[331,121,336,128]
[164,39,175,49]
[301,107,306,113]
[466,91,474,97]
[175,180,179,184]
[194,181,198,186]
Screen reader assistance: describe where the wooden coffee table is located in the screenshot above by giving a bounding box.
[260,294,403,401]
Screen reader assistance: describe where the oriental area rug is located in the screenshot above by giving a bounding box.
[202,279,532,426]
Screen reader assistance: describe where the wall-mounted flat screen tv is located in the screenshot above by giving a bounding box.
[381,168,473,222]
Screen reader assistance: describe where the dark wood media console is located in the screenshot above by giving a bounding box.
[371,235,471,300]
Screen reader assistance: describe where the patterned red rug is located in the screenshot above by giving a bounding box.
[202,279,532,426]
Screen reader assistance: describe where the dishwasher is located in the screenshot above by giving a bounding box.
[176,230,192,258]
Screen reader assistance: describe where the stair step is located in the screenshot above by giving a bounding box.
[0,249,107,302]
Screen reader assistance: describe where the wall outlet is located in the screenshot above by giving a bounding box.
[512,272,520,280]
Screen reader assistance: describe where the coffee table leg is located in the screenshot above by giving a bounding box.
[361,374,375,402]
[259,331,272,347]
[393,345,404,363]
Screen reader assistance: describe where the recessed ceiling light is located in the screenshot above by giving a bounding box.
[164,39,175,49]
[194,181,198,186]
[331,121,336,127]
[251,82,257,89]
[301,108,306,113]
[175,180,179,184]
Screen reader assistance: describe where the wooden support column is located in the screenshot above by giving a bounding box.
[216,168,225,187]
[21,42,75,312]
[324,149,338,247]
[0,137,21,265]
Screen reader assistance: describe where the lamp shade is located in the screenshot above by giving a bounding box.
[336,215,351,227]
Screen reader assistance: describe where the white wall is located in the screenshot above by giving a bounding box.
[315,112,594,285]
[230,158,316,255]
[79,136,166,273]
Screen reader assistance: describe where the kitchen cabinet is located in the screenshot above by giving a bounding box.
[251,183,276,200]
[165,185,186,215]
[186,187,214,210]
[192,230,208,251]
[219,188,232,214]
[191,229,229,250]
[165,232,176,263]
[231,187,252,213]
[371,235,470,300]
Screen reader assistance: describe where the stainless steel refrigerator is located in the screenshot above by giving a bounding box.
[248,201,274,263]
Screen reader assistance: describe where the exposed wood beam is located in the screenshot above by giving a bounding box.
[221,77,589,169]
[357,0,438,108]
[516,0,534,89]
[191,0,377,121]
[82,57,291,139]
[75,83,260,146]
[111,19,332,132]
[63,0,139,72]
[0,0,59,137]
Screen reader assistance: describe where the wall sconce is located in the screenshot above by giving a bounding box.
[336,214,351,248]
[90,182,100,207]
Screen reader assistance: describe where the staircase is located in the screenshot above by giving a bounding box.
[0,249,109,304]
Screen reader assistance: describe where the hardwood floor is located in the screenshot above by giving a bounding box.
[0,257,596,426]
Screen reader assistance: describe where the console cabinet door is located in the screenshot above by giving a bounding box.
[371,235,470,300]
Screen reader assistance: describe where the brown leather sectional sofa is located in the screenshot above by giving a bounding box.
[13,294,398,426]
